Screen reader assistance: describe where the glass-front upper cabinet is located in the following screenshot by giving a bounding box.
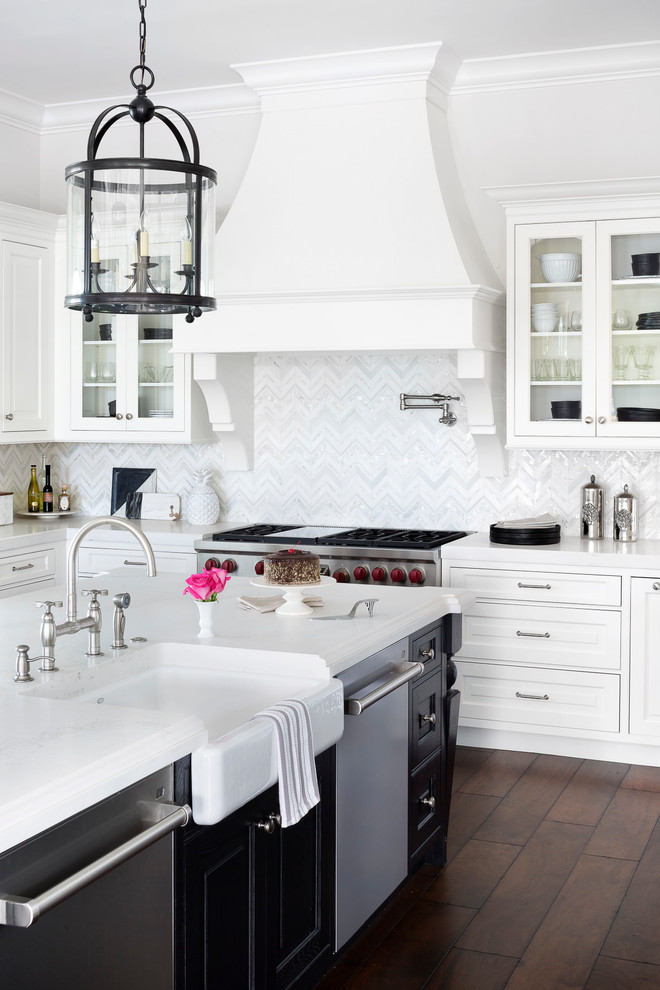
[72,312,186,435]
[596,217,660,440]
[512,220,596,441]
[510,213,660,449]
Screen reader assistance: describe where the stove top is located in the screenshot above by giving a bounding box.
[210,524,466,551]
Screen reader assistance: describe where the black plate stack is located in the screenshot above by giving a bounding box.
[489,521,561,545]
[616,406,660,422]
[635,312,660,330]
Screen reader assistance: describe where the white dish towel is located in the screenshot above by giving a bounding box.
[254,699,320,827]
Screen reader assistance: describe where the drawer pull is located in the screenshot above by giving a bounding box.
[654,582,660,591]
[516,630,550,639]
[123,560,147,566]
[419,795,435,809]
[517,582,551,590]
[11,563,34,572]
[420,712,436,725]
[420,648,435,661]
[516,691,549,701]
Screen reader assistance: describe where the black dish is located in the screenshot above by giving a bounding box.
[632,253,660,276]
[143,328,172,340]
[551,400,581,419]
[490,523,561,546]
[616,406,660,422]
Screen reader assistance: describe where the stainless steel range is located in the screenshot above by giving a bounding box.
[194,525,467,587]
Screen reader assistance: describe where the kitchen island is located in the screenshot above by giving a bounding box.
[0,567,469,852]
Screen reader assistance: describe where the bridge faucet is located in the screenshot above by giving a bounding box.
[39,517,157,658]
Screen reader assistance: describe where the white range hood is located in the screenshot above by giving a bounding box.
[182,43,506,475]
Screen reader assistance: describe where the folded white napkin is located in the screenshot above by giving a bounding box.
[494,513,558,530]
[254,699,320,827]
[237,594,323,613]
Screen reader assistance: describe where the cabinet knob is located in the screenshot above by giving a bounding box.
[653,582,660,591]
[255,813,281,834]
[115,413,123,420]
[598,416,607,424]
[420,647,435,661]
[584,416,593,424]
[4,413,13,421]
[420,712,436,724]
[419,795,435,809]
[126,413,133,420]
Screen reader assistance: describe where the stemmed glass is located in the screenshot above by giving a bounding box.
[632,345,656,380]
[612,345,631,381]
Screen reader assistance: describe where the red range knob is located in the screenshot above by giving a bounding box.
[204,557,222,571]
[353,565,370,582]
[333,568,351,583]
[409,568,426,585]
[254,560,265,575]
[221,558,237,573]
[391,567,407,584]
[372,566,388,583]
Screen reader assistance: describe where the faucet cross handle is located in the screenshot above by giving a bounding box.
[82,589,109,601]
[35,600,63,611]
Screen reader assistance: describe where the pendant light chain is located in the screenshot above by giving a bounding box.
[138,0,148,85]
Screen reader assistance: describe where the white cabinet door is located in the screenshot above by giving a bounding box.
[629,577,660,736]
[2,239,50,435]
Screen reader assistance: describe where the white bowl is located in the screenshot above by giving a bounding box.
[538,253,581,283]
[532,314,558,332]
[532,303,558,310]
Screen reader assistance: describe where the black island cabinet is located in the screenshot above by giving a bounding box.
[174,747,336,990]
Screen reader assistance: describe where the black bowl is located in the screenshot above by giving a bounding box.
[632,253,660,276]
[551,400,581,419]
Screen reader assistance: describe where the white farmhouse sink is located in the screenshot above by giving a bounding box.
[28,642,344,826]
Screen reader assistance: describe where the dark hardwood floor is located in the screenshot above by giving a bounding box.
[314,745,660,990]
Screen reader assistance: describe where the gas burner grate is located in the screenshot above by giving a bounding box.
[319,528,466,549]
[211,524,295,543]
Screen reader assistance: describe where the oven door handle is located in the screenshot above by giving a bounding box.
[344,661,425,715]
[0,801,191,928]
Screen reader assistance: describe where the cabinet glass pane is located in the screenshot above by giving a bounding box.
[529,235,583,423]
[136,317,174,422]
[81,315,117,420]
[610,231,660,424]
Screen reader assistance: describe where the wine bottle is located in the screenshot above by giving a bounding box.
[42,464,53,513]
[39,452,46,511]
[27,465,40,513]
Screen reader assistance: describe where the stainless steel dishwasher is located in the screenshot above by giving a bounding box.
[335,638,424,950]
[0,767,190,988]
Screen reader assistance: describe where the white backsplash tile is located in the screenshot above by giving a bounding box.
[4,352,660,539]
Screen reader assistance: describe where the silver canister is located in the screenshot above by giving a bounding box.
[613,484,638,542]
[580,475,603,540]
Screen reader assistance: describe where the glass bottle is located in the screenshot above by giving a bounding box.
[39,451,46,511]
[42,465,53,513]
[58,485,70,512]
[27,465,40,513]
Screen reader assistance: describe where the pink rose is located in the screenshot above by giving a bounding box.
[183,567,231,601]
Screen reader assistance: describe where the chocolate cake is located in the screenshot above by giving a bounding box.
[263,547,321,586]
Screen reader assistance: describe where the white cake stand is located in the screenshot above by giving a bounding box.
[250,575,335,616]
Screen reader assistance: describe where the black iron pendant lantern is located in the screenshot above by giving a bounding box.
[65,0,216,323]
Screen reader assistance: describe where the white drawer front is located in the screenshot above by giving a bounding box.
[0,547,56,589]
[77,546,196,576]
[457,660,620,733]
[449,566,621,607]
[458,603,621,670]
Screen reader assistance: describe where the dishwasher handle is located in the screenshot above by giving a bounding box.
[0,801,191,928]
[344,660,425,715]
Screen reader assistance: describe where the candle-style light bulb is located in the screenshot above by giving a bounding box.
[138,207,150,257]
[90,215,100,264]
[180,216,193,266]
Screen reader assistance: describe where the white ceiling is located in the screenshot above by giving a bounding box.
[4,0,660,106]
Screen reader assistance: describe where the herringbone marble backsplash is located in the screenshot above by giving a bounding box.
[3,352,660,538]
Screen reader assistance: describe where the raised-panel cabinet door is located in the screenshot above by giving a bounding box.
[2,240,49,434]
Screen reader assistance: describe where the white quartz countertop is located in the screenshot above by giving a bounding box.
[0,514,222,551]
[0,568,470,854]
[443,532,660,572]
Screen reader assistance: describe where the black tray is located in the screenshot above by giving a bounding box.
[490,524,561,546]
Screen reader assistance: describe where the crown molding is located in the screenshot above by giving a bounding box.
[454,40,660,94]
[486,177,660,219]
[0,88,44,134]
